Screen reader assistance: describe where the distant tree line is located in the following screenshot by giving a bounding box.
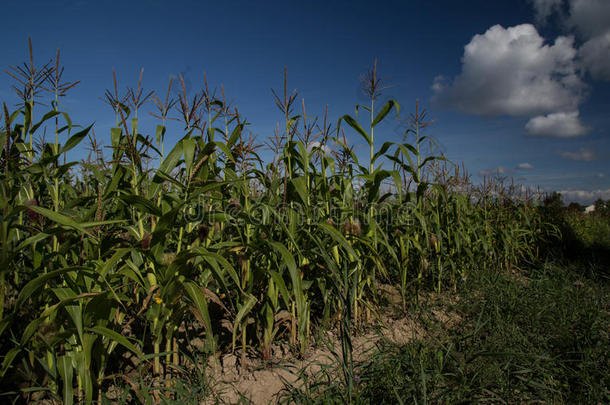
[542,192,610,217]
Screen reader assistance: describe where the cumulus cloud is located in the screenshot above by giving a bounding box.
[560,147,597,161]
[558,188,610,203]
[525,110,589,137]
[568,0,610,39]
[432,1,609,147]
[531,0,610,80]
[578,30,610,80]
[516,162,534,169]
[530,0,563,22]
[567,0,610,80]
[432,24,585,117]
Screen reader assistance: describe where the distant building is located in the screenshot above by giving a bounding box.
[585,204,595,214]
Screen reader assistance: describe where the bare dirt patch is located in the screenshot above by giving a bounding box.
[208,285,461,404]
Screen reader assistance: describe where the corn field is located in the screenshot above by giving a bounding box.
[0,43,555,403]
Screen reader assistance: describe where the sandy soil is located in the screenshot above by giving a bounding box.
[204,285,461,404]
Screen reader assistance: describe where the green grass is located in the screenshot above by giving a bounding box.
[280,262,609,404]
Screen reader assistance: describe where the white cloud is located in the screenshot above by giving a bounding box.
[558,188,610,203]
[431,75,447,93]
[566,0,610,80]
[579,30,610,80]
[432,2,609,146]
[479,166,508,177]
[432,24,585,117]
[531,0,610,80]
[530,0,563,22]
[560,147,598,161]
[517,162,534,169]
[568,0,610,39]
[531,0,610,38]
[525,110,589,137]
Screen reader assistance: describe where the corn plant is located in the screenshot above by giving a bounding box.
[0,44,556,402]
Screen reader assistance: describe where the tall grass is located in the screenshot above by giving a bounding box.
[282,261,608,404]
[0,41,555,403]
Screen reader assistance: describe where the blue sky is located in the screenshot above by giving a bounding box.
[1,0,608,203]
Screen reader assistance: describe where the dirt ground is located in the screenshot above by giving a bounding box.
[204,285,461,404]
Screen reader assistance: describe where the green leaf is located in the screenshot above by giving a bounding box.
[355,104,371,114]
[290,177,309,206]
[200,249,241,291]
[269,270,291,310]
[57,355,74,405]
[119,195,162,217]
[98,248,130,278]
[87,326,144,359]
[338,115,371,145]
[372,100,399,128]
[296,141,310,170]
[62,124,93,153]
[0,347,20,378]
[53,288,84,343]
[76,340,94,402]
[56,161,79,178]
[372,141,394,165]
[416,182,430,203]
[155,124,165,146]
[266,241,305,322]
[390,170,402,197]
[16,266,88,308]
[183,137,196,172]
[367,169,392,203]
[148,136,184,198]
[150,170,184,191]
[419,155,446,169]
[30,110,60,134]
[184,282,215,351]
[317,223,359,260]
[153,203,186,234]
[332,135,360,165]
[232,294,257,351]
[228,123,245,146]
[27,206,96,241]
[399,142,418,157]
[23,101,32,134]
[61,112,73,131]
[110,127,122,148]
[103,165,125,197]
[20,317,45,346]
[0,314,13,339]
[214,141,234,162]
[118,102,131,118]
[79,219,126,228]
[15,232,52,250]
